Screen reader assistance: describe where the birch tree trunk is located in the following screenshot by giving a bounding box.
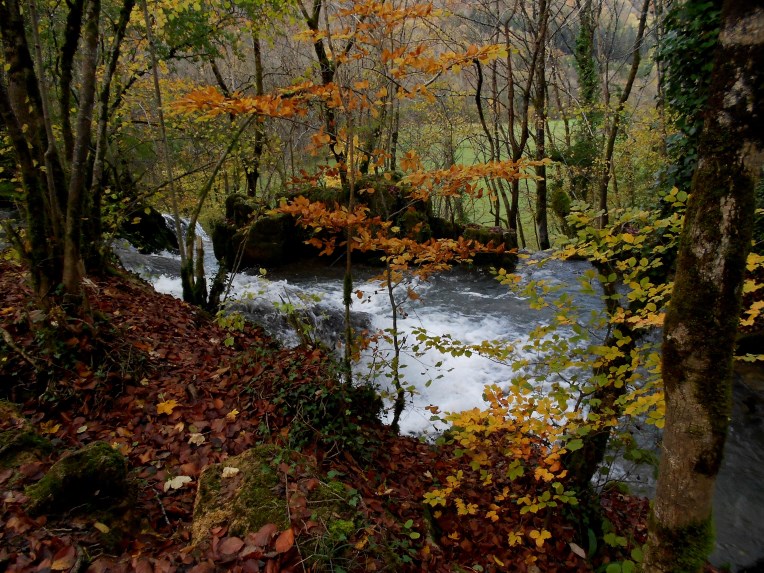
[643,1,763,570]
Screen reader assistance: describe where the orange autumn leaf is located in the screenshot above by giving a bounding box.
[274,528,295,553]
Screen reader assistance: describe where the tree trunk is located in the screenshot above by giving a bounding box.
[474,60,502,226]
[85,0,135,269]
[59,0,86,165]
[62,0,101,303]
[571,0,599,205]
[246,33,266,196]
[564,269,636,492]
[0,0,69,304]
[503,16,539,236]
[534,0,550,250]
[596,0,650,227]
[643,1,762,570]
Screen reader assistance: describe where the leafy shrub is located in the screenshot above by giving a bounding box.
[274,374,383,463]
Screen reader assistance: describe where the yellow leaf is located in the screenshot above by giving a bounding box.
[226,409,239,421]
[355,534,369,549]
[157,399,178,415]
[94,522,110,533]
[40,420,61,435]
[51,547,76,571]
[529,529,551,547]
[274,528,295,553]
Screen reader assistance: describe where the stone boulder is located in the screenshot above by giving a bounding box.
[120,205,179,254]
[212,212,310,269]
[192,445,290,542]
[25,441,129,515]
[225,193,256,228]
[463,225,519,268]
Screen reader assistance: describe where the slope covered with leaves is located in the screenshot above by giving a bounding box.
[0,257,706,573]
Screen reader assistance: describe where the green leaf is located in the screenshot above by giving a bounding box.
[631,547,644,563]
[587,528,598,556]
[566,438,583,451]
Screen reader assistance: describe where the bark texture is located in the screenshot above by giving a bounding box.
[643,2,763,571]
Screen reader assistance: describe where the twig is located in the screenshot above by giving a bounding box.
[1,325,40,371]
[153,489,171,528]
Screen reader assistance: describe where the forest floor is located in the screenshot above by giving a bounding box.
[0,256,724,573]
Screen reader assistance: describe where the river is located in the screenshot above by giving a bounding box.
[114,225,763,571]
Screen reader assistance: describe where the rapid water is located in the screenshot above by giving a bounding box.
[115,228,602,435]
[113,223,763,571]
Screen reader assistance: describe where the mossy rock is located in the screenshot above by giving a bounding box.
[25,441,129,515]
[210,218,234,263]
[0,400,30,435]
[234,213,307,268]
[0,428,52,468]
[429,216,463,240]
[225,193,256,227]
[192,445,364,568]
[399,209,432,242]
[463,226,518,268]
[292,185,344,206]
[0,401,52,487]
[193,445,289,541]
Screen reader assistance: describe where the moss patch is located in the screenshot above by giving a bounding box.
[648,514,715,573]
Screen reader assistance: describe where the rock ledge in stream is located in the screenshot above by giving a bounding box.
[119,205,179,254]
[212,175,518,271]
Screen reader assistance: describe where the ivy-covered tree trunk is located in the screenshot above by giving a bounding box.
[643,1,762,571]
[570,0,599,205]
